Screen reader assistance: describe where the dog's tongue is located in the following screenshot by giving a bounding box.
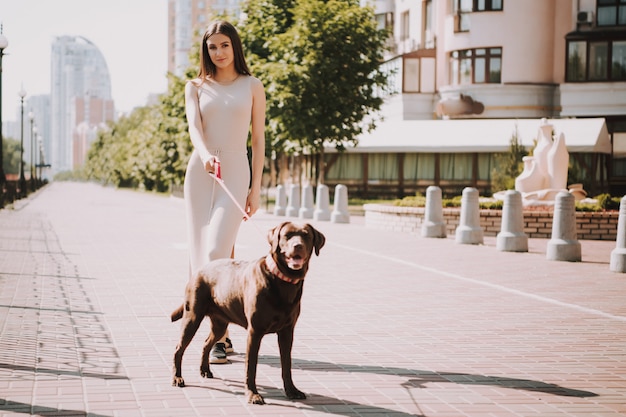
[288,257,305,270]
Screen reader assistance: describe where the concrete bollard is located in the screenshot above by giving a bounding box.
[455,187,484,245]
[610,196,626,272]
[496,190,528,252]
[546,191,581,262]
[299,184,315,219]
[331,184,350,223]
[273,184,287,216]
[314,184,331,221]
[421,186,446,238]
[286,184,301,217]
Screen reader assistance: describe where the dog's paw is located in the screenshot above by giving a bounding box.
[200,367,213,379]
[172,376,185,387]
[285,387,306,400]
[246,391,266,405]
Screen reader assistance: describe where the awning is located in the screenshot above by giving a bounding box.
[328,118,611,154]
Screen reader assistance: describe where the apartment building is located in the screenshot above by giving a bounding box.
[326,0,625,197]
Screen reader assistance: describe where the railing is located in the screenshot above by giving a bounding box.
[0,178,48,209]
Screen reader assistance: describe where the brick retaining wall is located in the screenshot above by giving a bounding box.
[363,204,618,241]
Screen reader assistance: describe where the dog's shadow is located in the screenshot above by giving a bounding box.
[193,355,596,416]
[187,376,424,416]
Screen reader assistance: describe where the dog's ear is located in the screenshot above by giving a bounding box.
[307,224,326,256]
[268,222,289,252]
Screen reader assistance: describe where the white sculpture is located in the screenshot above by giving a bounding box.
[513,119,585,205]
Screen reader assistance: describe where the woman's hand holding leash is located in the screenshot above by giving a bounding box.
[209,162,251,222]
[204,155,221,175]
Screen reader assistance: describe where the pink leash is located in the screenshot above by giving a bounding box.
[210,161,251,221]
[210,163,267,241]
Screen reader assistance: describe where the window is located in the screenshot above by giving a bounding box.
[589,42,609,80]
[454,0,502,13]
[475,0,503,12]
[375,12,394,31]
[566,39,626,81]
[368,154,398,181]
[375,12,394,54]
[454,0,472,32]
[403,154,435,181]
[597,0,626,27]
[454,0,503,32]
[401,11,410,41]
[450,47,502,85]
[567,41,587,81]
[440,154,472,181]
[459,50,473,84]
[424,0,435,47]
[613,41,626,80]
[425,0,433,33]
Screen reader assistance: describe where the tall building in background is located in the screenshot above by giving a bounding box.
[168,0,243,76]
[50,36,114,174]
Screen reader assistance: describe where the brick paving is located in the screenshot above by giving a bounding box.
[0,181,625,416]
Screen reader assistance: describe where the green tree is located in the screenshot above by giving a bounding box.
[1,137,21,175]
[241,0,390,183]
[84,1,390,190]
[491,126,528,192]
[84,70,193,190]
[83,110,143,187]
[156,71,194,188]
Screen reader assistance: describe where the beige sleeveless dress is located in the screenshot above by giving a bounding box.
[184,75,253,276]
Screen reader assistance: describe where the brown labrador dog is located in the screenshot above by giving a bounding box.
[171,221,325,404]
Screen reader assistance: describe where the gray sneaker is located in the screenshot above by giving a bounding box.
[209,342,228,364]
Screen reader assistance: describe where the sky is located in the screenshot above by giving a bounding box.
[0,0,169,122]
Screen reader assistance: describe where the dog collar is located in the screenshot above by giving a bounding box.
[265,254,302,284]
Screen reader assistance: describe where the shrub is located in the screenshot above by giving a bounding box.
[390,192,618,212]
[479,200,503,210]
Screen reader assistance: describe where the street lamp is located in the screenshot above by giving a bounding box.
[37,135,43,183]
[18,86,26,198]
[36,134,50,184]
[0,25,8,207]
[28,111,36,190]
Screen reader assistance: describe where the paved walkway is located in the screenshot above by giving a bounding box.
[0,182,625,417]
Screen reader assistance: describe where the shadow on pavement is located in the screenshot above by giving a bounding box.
[0,399,111,417]
[0,363,128,381]
[263,356,598,398]
[185,378,425,417]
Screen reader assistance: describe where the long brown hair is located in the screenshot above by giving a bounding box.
[198,20,250,80]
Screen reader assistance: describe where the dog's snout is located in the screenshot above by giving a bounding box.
[288,236,305,249]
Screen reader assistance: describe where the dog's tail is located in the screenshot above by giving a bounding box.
[171,304,184,322]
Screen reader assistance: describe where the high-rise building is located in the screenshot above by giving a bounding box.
[168,0,243,76]
[50,36,114,174]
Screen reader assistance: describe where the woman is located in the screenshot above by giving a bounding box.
[183,20,266,364]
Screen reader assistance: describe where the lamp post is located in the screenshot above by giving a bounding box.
[37,135,50,184]
[28,111,36,190]
[35,135,43,186]
[0,26,8,208]
[37,135,43,184]
[18,87,26,198]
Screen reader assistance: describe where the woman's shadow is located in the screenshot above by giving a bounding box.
[245,355,597,416]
